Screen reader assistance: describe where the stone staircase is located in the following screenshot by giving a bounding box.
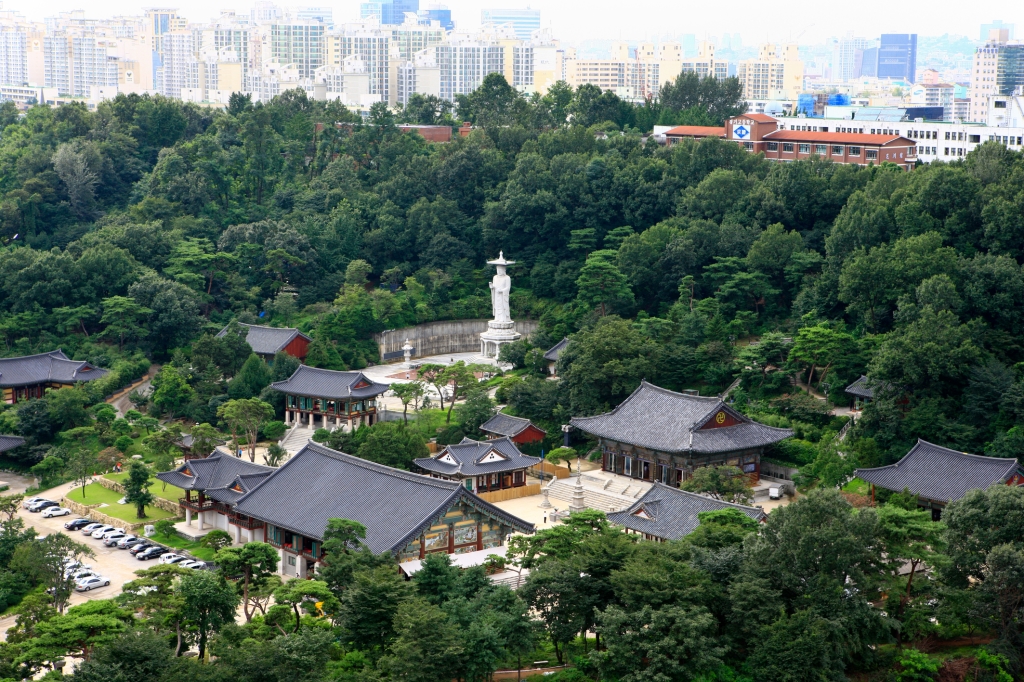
[280,425,316,454]
[543,476,653,513]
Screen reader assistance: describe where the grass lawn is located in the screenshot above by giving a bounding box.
[69,483,178,522]
[104,472,184,503]
[147,532,217,562]
[843,477,870,495]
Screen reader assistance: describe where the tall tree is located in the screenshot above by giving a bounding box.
[176,570,239,659]
[215,541,280,622]
[217,398,274,462]
[122,461,154,519]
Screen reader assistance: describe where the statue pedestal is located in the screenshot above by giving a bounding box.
[479,320,521,360]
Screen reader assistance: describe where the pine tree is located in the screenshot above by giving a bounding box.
[228,353,273,399]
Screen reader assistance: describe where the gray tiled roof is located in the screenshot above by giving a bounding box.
[232,441,535,554]
[479,413,545,438]
[174,433,227,450]
[845,375,891,399]
[854,439,1024,504]
[0,435,25,453]
[216,323,311,356]
[414,437,542,477]
[0,350,109,388]
[570,381,792,455]
[270,365,389,400]
[155,451,274,493]
[543,337,569,362]
[607,482,766,540]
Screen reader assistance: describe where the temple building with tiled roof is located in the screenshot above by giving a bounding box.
[607,483,766,542]
[157,451,275,543]
[217,323,311,361]
[270,365,389,431]
[414,436,541,493]
[570,380,792,485]
[543,337,569,375]
[227,441,534,577]
[0,435,26,454]
[479,412,546,445]
[0,350,108,403]
[854,439,1024,518]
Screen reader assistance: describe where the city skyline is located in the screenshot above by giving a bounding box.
[1,0,1020,44]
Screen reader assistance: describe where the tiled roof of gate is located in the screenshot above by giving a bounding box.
[0,350,108,388]
[479,413,545,438]
[607,483,766,540]
[414,437,541,476]
[854,440,1023,503]
[232,441,534,554]
[270,365,388,400]
[216,323,311,355]
[0,435,25,453]
[155,451,274,492]
[570,381,792,454]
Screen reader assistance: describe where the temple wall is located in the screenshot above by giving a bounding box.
[375,319,539,361]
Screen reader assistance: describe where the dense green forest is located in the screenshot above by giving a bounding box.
[0,72,1023,681]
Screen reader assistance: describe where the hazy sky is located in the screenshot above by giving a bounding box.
[3,0,1022,45]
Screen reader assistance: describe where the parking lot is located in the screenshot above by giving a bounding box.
[1,484,160,638]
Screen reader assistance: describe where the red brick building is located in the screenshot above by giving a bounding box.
[667,114,918,170]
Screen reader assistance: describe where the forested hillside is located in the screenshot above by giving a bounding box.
[0,74,1022,682]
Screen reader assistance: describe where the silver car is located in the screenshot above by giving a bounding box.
[104,533,129,547]
[75,575,110,592]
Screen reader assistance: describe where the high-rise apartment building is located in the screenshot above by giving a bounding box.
[360,0,419,26]
[417,6,453,31]
[480,9,539,41]
[877,34,916,82]
[0,26,28,86]
[737,43,803,100]
[970,34,1024,122]
[268,20,325,79]
[434,34,503,101]
[680,41,728,81]
[832,34,870,82]
[325,24,388,100]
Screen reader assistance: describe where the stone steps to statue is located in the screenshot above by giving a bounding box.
[543,479,639,514]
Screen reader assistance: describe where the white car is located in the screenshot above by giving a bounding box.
[80,523,104,535]
[179,560,207,570]
[67,568,97,581]
[90,525,116,539]
[159,553,188,565]
[22,496,45,509]
[75,575,110,591]
[41,507,72,518]
[62,560,90,574]
[100,528,124,539]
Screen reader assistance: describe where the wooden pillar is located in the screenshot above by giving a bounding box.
[476,522,483,551]
[447,523,455,554]
[419,535,425,559]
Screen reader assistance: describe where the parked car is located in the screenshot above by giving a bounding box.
[41,506,72,518]
[90,525,116,539]
[103,532,127,546]
[64,518,92,531]
[159,553,188,565]
[129,543,155,555]
[22,497,45,509]
[118,537,143,549]
[179,560,207,570]
[99,528,123,540]
[62,560,90,574]
[28,500,59,513]
[136,546,165,561]
[67,568,96,581]
[80,523,104,535]
[75,575,110,591]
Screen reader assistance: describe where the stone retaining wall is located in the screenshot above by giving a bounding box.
[375,319,539,360]
[59,495,151,534]
[96,476,181,514]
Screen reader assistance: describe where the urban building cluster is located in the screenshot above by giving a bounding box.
[0,5,1022,163]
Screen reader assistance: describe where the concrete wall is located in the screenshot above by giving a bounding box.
[375,319,539,361]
